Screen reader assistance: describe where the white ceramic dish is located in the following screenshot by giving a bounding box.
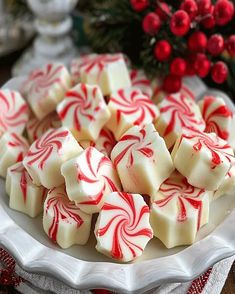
[1,76,235,294]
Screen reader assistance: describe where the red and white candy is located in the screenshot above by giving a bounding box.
[198,95,235,144]
[22,63,71,120]
[6,162,47,217]
[80,53,131,95]
[172,128,235,190]
[26,111,61,143]
[0,132,29,178]
[130,69,153,98]
[61,147,121,214]
[70,54,97,86]
[80,127,116,158]
[150,171,210,248]
[23,127,83,189]
[155,92,205,149]
[57,83,110,141]
[95,192,153,262]
[0,89,29,137]
[107,88,159,140]
[43,185,92,248]
[111,124,174,196]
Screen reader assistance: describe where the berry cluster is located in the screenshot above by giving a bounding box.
[130,0,235,93]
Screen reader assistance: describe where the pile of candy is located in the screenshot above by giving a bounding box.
[1,53,235,263]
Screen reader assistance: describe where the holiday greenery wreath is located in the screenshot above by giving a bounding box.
[79,0,235,97]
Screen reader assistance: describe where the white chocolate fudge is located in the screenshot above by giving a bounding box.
[107,88,159,140]
[0,132,29,178]
[111,124,174,196]
[155,92,205,149]
[70,54,97,86]
[130,69,153,98]
[198,95,234,143]
[43,185,92,248]
[213,162,235,201]
[150,171,210,248]
[22,63,71,120]
[23,127,83,189]
[0,89,29,137]
[26,111,61,143]
[7,162,47,217]
[80,127,116,158]
[172,129,235,190]
[95,192,153,262]
[57,83,110,141]
[80,53,131,95]
[61,147,121,214]
[151,77,166,104]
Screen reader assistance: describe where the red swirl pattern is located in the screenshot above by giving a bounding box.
[76,147,120,208]
[0,90,28,135]
[181,129,234,166]
[159,93,205,137]
[22,63,68,99]
[200,96,233,140]
[82,128,116,157]
[109,89,158,126]
[24,128,69,170]
[154,172,204,230]
[130,69,152,98]
[96,192,153,261]
[112,126,154,168]
[6,133,29,162]
[45,186,84,242]
[26,112,61,142]
[57,83,104,132]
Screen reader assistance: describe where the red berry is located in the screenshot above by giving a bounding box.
[154,40,172,61]
[170,58,187,76]
[170,10,191,36]
[163,74,182,93]
[142,12,161,35]
[207,34,224,56]
[155,3,170,21]
[185,54,197,76]
[198,0,212,15]
[226,35,235,56]
[130,0,149,12]
[194,53,211,78]
[180,0,198,20]
[188,31,207,52]
[211,61,228,84]
[214,0,234,26]
[201,14,215,29]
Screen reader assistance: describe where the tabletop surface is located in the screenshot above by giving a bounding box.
[0,53,234,294]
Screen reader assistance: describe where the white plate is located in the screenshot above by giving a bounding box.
[1,77,235,294]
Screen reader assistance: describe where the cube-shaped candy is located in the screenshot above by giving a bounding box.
[61,147,121,214]
[6,162,47,217]
[111,124,174,196]
[26,111,61,143]
[198,95,234,143]
[23,127,83,189]
[172,128,235,190]
[213,162,235,201]
[155,92,205,149]
[0,132,29,178]
[43,185,92,248]
[80,53,131,95]
[150,171,210,248]
[95,192,153,262]
[70,54,97,86]
[80,128,116,158]
[57,83,110,141]
[107,88,159,140]
[130,69,153,98]
[0,89,29,137]
[22,63,71,120]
